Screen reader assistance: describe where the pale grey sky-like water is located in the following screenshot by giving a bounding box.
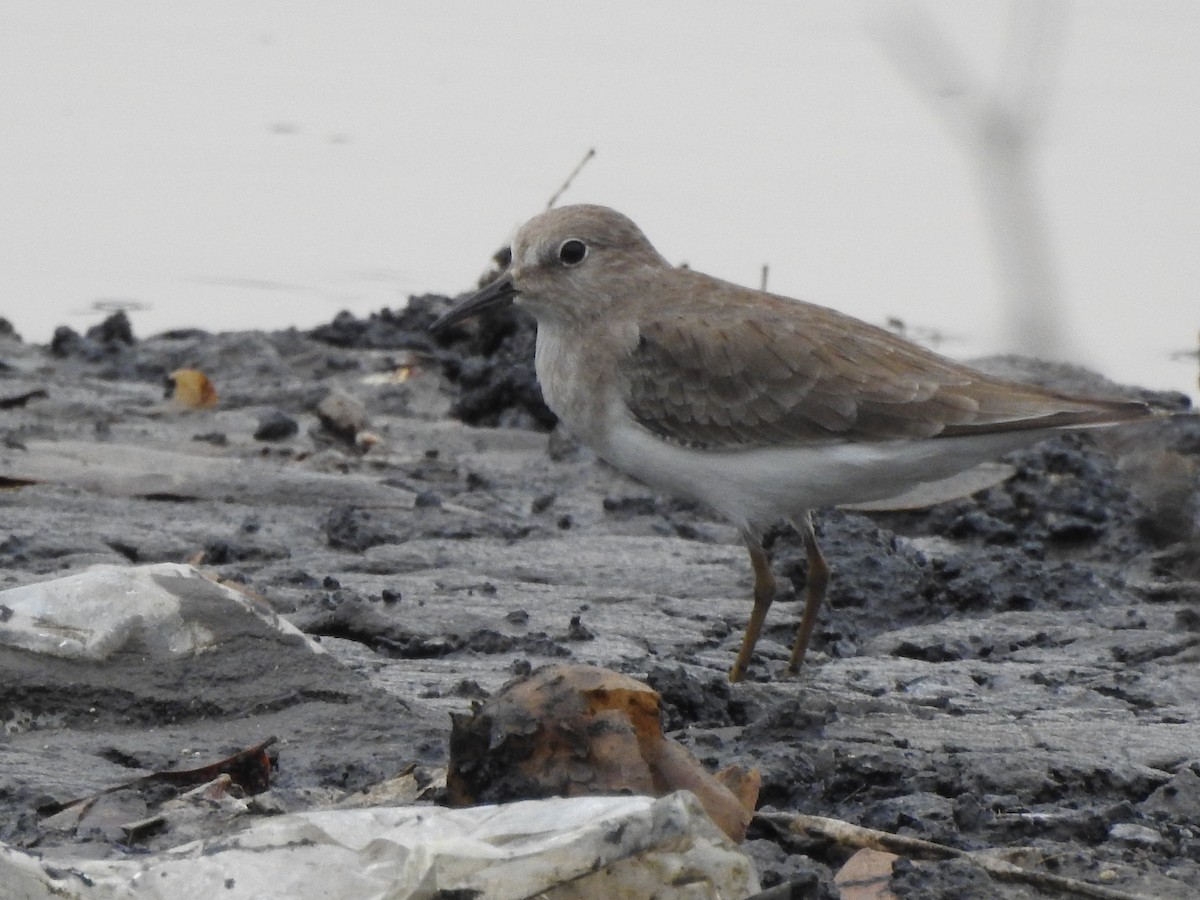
[1,1,1196,399]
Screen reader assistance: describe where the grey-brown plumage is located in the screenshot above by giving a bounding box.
[626,270,1147,449]
[432,204,1159,682]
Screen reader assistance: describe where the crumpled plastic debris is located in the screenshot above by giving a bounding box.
[448,664,761,842]
[1,791,759,900]
[0,563,319,660]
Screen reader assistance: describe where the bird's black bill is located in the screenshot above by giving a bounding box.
[429,277,519,333]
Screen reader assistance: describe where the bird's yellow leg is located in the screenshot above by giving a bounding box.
[729,534,776,683]
[787,513,829,675]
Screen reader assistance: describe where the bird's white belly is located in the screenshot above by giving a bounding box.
[598,417,1057,533]
[533,320,1060,533]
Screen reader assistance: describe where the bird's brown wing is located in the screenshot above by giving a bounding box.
[624,280,1148,449]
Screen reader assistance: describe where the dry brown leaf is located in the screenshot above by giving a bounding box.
[834,848,900,900]
[167,369,219,409]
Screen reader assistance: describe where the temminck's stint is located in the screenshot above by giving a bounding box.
[431,204,1159,682]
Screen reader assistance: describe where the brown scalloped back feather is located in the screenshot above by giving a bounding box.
[624,268,1152,450]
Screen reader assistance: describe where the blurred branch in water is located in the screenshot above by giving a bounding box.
[872,0,1069,361]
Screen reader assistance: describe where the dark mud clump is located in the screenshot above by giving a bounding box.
[310,295,556,431]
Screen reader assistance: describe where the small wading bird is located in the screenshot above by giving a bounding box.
[432,205,1161,682]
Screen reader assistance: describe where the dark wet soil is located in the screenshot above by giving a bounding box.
[2,307,1200,898]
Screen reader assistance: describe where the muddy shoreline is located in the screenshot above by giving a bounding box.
[2,307,1199,897]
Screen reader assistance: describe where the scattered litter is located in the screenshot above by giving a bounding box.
[4,792,759,900]
[165,368,218,409]
[38,736,276,818]
[0,563,320,661]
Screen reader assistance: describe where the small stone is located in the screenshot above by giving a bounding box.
[566,615,596,641]
[86,310,135,345]
[414,491,442,508]
[316,389,369,444]
[254,410,299,442]
[1108,823,1163,848]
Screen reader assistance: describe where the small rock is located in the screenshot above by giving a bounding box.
[414,490,442,509]
[49,326,97,359]
[86,310,136,345]
[254,411,299,442]
[603,496,659,518]
[324,506,390,553]
[1108,822,1163,848]
[316,389,370,444]
[1138,768,1200,824]
[565,615,595,641]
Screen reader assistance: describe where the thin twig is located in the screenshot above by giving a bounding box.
[870,1,1069,360]
[759,812,1158,900]
[546,148,596,209]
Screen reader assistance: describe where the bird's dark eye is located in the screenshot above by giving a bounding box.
[557,239,588,266]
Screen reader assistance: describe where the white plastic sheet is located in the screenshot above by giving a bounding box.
[0,563,319,660]
[2,792,759,900]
